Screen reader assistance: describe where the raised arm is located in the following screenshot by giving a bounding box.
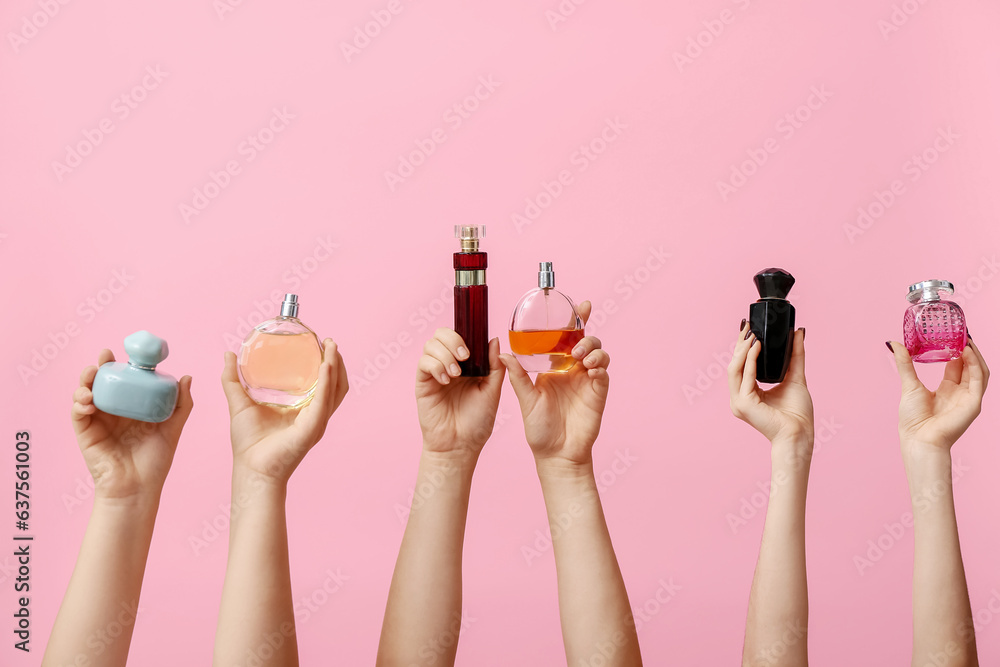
[728,323,812,667]
[214,340,348,667]
[887,339,988,667]
[377,331,504,667]
[500,301,641,666]
[43,350,194,667]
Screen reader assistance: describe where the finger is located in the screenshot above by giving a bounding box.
[943,356,964,385]
[310,341,336,419]
[887,341,924,393]
[417,353,451,386]
[571,335,602,361]
[221,351,255,416]
[740,336,761,396]
[728,322,754,397]
[97,349,115,367]
[425,338,461,378]
[79,365,100,389]
[587,366,610,399]
[968,339,989,389]
[164,376,195,438]
[73,386,93,406]
[961,345,986,399]
[332,348,349,412]
[432,327,470,363]
[499,353,535,409]
[577,300,592,327]
[582,348,610,371]
[785,328,806,384]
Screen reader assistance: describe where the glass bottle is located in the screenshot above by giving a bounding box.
[903,280,967,363]
[749,268,796,384]
[509,261,585,373]
[92,330,179,423]
[454,225,490,377]
[238,294,323,407]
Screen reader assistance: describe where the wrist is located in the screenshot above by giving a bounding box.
[535,457,596,482]
[901,440,953,480]
[770,434,814,471]
[92,491,161,519]
[419,448,479,478]
[232,462,289,500]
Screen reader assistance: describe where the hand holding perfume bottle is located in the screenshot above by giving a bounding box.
[223,338,348,483]
[499,300,609,465]
[509,262,585,373]
[238,294,324,408]
[902,280,968,363]
[71,345,194,501]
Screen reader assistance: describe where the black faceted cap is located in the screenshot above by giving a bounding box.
[754,268,795,299]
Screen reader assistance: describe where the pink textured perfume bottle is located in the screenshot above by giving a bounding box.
[903,280,967,363]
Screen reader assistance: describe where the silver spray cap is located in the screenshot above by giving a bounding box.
[906,280,954,303]
[280,293,300,317]
[538,261,555,289]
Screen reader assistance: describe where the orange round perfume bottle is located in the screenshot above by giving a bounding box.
[237,294,323,408]
[509,262,584,373]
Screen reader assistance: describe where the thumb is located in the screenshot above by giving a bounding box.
[887,341,923,393]
[499,352,536,410]
[484,337,506,395]
[577,300,592,327]
[221,351,255,417]
[163,375,194,440]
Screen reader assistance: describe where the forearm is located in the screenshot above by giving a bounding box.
[742,437,811,667]
[536,459,641,667]
[214,467,298,667]
[377,450,476,667]
[43,496,159,667]
[904,443,978,667]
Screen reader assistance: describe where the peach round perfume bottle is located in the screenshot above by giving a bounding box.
[509,262,584,373]
[238,294,323,407]
[903,280,967,363]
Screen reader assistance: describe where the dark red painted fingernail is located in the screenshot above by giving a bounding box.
[801,327,806,341]
[745,329,753,340]
[740,318,747,331]
[885,341,893,353]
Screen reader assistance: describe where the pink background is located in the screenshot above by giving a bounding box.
[2,0,999,664]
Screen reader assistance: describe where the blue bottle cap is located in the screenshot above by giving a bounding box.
[124,330,169,370]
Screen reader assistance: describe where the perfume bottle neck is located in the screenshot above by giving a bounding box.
[456,269,486,286]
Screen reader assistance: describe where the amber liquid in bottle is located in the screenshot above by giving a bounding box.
[508,329,584,372]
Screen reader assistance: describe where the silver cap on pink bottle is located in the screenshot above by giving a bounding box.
[538,262,555,289]
[907,280,954,303]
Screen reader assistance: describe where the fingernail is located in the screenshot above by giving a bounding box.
[584,355,595,367]
[800,327,806,341]
[457,346,469,359]
[449,363,461,377]
[740,318,747,330]
[967,331,973,340]
[885,341,893,353]
[572,346,584,358]
[744,330,753,341]
[440,373,450,384]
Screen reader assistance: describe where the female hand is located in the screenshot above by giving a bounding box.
[499,301,609,467]
[415,330,505,459]
[71,349,194,502]
[221,339,348,483]
[887,339,989,451]
[728,322,813,447]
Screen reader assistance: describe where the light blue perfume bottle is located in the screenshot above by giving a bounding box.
[92,331,179,423]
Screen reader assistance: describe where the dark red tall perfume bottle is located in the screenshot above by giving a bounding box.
[454,225,489,377]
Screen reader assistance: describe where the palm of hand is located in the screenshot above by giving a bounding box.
[417,378,500,455]
[523,366,606,463]
[746,378,814,443]
[78,413,178,499]
[899,379,976,449]
[229,401,319,479]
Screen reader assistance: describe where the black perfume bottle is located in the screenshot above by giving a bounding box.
[749,268,796,384]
